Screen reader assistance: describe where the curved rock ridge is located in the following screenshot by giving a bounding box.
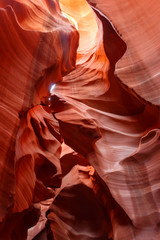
[50,2,160,239]
[0,0,160,239]
[0,0,78,231]
[88,0,160,105]
[14,105,63,213]
[28,146,113,240]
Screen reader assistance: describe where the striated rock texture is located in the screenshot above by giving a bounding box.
[88,0,160,105]
[0,0,78,230]
[0,0,160,239]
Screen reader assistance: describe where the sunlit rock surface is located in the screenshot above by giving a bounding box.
[88,0,160,105]
[0,0,160,239]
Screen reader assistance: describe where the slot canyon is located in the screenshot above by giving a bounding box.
[0,0,160,239]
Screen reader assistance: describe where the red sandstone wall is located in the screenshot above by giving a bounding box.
[0,1,160,239]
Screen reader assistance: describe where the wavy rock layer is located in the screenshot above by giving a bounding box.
[0,0,78,227]
[0,0,160,240]
[88,0,160,105]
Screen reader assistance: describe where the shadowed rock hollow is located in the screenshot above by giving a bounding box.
[0,0,160,239]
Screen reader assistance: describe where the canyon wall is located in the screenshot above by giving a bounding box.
[0,0,160,239]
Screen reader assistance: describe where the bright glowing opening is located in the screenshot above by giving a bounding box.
[62,11,78,30]
[59,0,98,53]
[50,84,56,93]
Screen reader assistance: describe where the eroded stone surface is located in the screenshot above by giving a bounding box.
[0,0,160,239]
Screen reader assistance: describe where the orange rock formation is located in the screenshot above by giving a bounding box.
[0,0,160,239]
